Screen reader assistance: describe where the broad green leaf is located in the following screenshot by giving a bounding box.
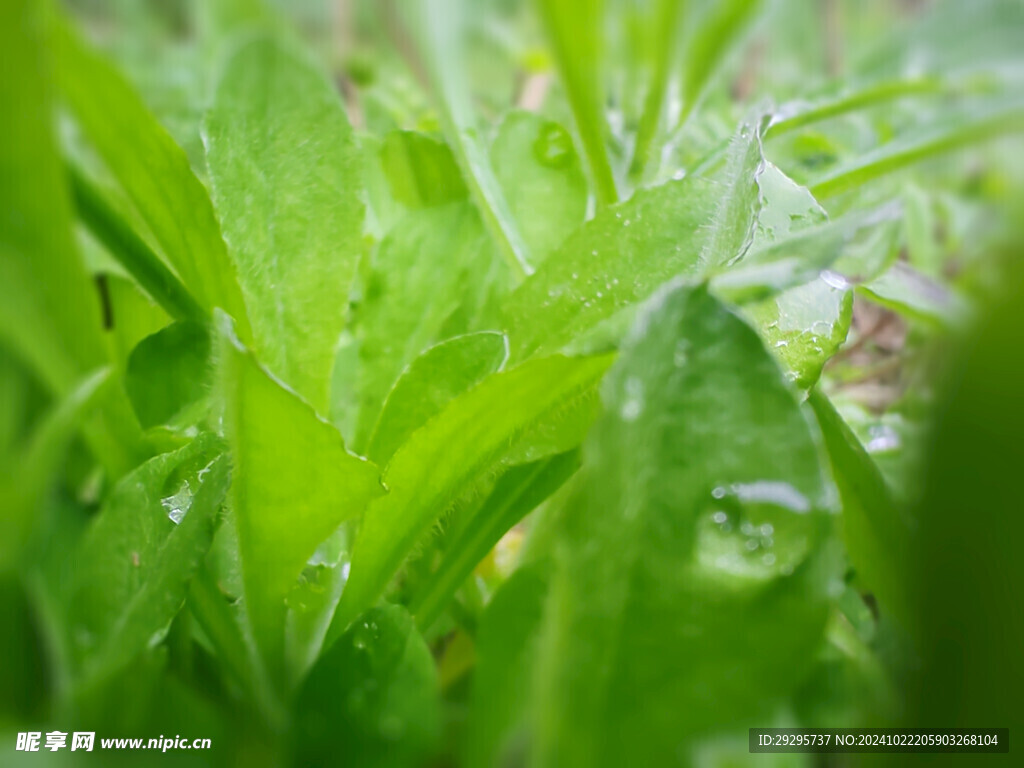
[125,321,211,429]
[676,0,765,131]
[464,566,549,768]
[66,434,229,686]
[411,0,534,277]
[352,203,504,450]
[51,15,250,337]
[328,353,614,642]
[502,177,715,360]
[491,111,588,262]
[291,604,440,768]
[0,1,141,478]
[215,315,383,679]
[810,105,1024,198]
[380,130,467,208]
[747,274,853,390]
[411,450,580,631]
[67,164,205,325]
[530,283,833,765]
[808,390,910,621]
[204,35,365,414]
[366,332,509,465]
[536,0,618,205]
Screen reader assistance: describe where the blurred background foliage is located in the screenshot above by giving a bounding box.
[1,0,1023,766]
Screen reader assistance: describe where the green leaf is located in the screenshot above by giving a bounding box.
[215,315,383,679]
[328,353,614,642]
[700,114,770,272]
[529,283,833,765]
[676,0,765,131]
[67,164,206,325]
[352,203,504,450]
[491,111,588,262]
[291,604,440,768]
[51,15,250,337]
[410,450,580,631]
[125,321,211,429]
[808,390,910,620]
[411,0,534,277]
[810,105,1024,198]
[0,1,142,478]
[66,433,229,686]
[627,0,686,183]
[746,275,854,389]
[766,78,946,138]
[204,35,365,414]
[464,566,549,768]
[502,177,715,361]
[0,367,113,572]
[380,130,467,208]
[366,332,509,465]
[858,262,969,326]
[536,0,618,205]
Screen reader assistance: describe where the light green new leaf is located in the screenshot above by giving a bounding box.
[204,35,365,414]
[366,332,509,466]
[66,434,229,686]
[530,283,833,766]
[291,604,440,768]
[491,111,588,262]
[747,275,853,390]
[411,450,580,631]
[50,16,250,336]
[328,353,614,642]
[216,316,383,677]
[352,203,504,450]
[502,177,716,361]
[536,0,618,205]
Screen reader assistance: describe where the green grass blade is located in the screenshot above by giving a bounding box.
[366,332,509,466]
[327,353,614,644]
[766,78,946,137]
[536,0,619,205]
[628,0,686,184]
[412,0,534,277]
[410,450,580,631]
[67,165,207,325]
[810,107,1024,198]
[675,0,765,132]
[50,14,251,338]
[808,389,910,620]
[0,0,142,478]
[204,35,366,414]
